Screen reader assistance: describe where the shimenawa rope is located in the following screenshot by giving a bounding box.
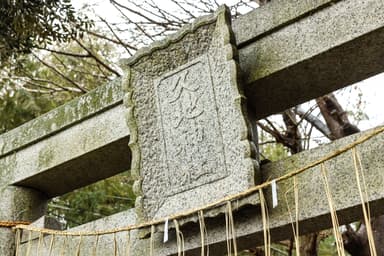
[12,126,384,239]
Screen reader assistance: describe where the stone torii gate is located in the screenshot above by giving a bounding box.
[1,0,384,255]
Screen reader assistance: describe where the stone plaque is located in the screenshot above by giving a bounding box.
[154,55,228,196]
[122,6,258,222]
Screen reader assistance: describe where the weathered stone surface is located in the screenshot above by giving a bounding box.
[2,0,383,199]
[5,1,384,255]
[17,209,138,256]
[123,6,258,222]
[147,127,384,255]
[0,79,130,197]
[31,215,64,231]
[0,186,46,256]
[233,0,384,119]
[14,127,384,256]
[233,0,337,46]
[0,104,130,197]
[0,79,123,158]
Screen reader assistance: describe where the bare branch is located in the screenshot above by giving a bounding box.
[74,38,122,77]
[110,0,173,28]
[256,120,285,145]
[282,109,303,153]
[170,0,197,20]
[98,16,134,55]
[295,106,332,140]
[37,47,91,58]
[133,0,186,25]
[84,29,137,51]
[316,93,360,139]
[32,53,88,93]
[18,69,81,93]
[110,3,155,42]
[147,0,189,24]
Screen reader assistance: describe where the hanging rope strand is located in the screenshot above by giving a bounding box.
[10,127,384,255]
[59,235,68,256]
[15,229,21,256]
[227,201,238,256]
[48,235,55,256]
[14,126,384,238]
[284,177,300,256]
[320,163,345,256]
[114,232,118,256]
[36,232,43,256]
[93,235,99,256]
[294,177,300,256]
[225,208,231,256]
[25,230,33,256]
[198,210,207,256]
[150,225,155,256]
[75,235,83,256]
[352,147,377,256]
[259,188,271,256]
[126,231,131,256]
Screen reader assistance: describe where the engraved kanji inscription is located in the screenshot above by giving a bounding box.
[124,7,258,221]
[155,55,228,195]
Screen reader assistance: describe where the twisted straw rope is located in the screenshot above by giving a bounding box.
[0,221,31,228]
[14,126,384,236]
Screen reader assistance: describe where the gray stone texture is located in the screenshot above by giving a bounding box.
[4,0,384,255]
[0,186,46,256]
[122,6,258,222]
[2,0,382,199]
[15,127,384,256]
[0,78,123,158]
[233,0,384,119]
[233,0,337,45]
[150,127,384,255]
[12,105,130,197]
[17,209,138,256]
[0,104,130,197]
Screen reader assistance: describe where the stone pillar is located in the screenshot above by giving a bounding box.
[0,185,47,256]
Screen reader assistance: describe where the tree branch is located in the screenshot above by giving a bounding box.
[32,53,88,93]
[74,38,122,77]
[84,29,137,51]
[37,47,91,58]
[98,16,134,55]
[295,106,333,140]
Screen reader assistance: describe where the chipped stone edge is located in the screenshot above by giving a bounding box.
[180,5,259,222]
[122,6,258,228]
[120,9,219,67]
[122,67,144,221]
[218,5,258,175]
[122,6,227,224]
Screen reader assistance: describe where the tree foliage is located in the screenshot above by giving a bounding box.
[0,87,58,134]
[48,173,135,228]
[0,0,91,62]
[0,31,120,132]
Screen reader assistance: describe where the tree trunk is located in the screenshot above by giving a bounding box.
[316,94,360,139]
[299,234,318,256]
[283,93,381,255]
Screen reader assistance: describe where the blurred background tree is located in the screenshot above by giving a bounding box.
[0,0,91,62]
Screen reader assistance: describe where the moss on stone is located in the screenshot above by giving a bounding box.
[0,78,124,158]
